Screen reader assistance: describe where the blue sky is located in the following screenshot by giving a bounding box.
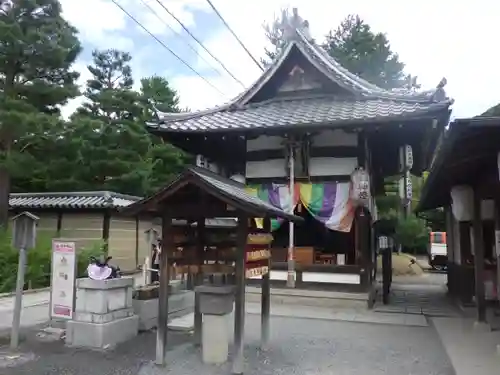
[60,0,500,119]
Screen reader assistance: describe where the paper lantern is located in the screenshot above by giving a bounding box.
[398,174,412,202]
[399,144,413,172]
[450,185,473,221]
[378,236,389,249]
[350,167,370,206]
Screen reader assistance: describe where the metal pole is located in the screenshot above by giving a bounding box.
[287,142,295,288]
[10,247,27,349]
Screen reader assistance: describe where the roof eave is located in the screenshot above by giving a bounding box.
[148,101,452,136]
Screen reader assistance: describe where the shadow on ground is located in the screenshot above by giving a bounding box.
[0,329,192,375]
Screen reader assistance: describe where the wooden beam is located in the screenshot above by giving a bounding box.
[472,190,487,323]
[261,217,271,350]
[135,216,139,268]
[193,216,205,347]
[156,210,172,366]
[56,212,63,237]
[232,214,248,374]
[494,197,500,313]
[246,175,352,184]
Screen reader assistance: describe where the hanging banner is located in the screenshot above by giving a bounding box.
[50,240,77,320]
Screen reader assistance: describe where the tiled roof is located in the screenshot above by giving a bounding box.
[150,30,452,133]
[149,95,451,133]
[189,167,294,218]
[123,167,303,223]
[9,191,141,210]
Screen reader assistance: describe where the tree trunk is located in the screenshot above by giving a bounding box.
[0,165,10,230]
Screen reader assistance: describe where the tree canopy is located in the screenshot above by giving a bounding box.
[0,0,81,227]
[11,48,189,197]
[0,0,189,218]
[263,12,417,90]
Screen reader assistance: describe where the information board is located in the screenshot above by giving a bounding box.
[245,233,272,279]
[50,240,76,320]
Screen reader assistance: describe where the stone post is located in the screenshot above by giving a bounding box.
[195,285,235,364]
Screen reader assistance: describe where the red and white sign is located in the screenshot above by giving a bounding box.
[50,240,76,320]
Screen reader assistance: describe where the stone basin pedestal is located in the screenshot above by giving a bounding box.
[66,277,138,349]
[195,285,235,364]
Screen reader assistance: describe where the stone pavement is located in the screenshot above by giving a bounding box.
[374,273,462,317]
[0,274,145,334]
[0,291,51,334]
[431,317,500,375]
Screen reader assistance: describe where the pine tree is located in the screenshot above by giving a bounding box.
[323,15,414,90]
[72,49,153,195]
[139,76,190,193]
[0,0,81,227]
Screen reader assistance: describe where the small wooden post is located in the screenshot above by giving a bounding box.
[156,210,172,366]
[261,217,271,350]
[10,212,39,349]
[380,236,391,305]
[194,217,205,346]
[232,214,248,374]
[472,190,486,323]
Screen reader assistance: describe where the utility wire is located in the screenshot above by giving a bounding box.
[110,0,227,97]
[204,0,264,72]
[138,0,235,85]
[153,0,246,87]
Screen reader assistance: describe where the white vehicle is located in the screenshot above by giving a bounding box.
[429,232,448,271]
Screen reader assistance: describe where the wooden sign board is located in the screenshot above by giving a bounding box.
[245,232,272,279]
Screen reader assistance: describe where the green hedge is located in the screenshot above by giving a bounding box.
[0,231,105,294]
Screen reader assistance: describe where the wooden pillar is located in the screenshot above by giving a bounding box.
[359,209,370,290]
[232,214,248,375]
[445,207,454,295]
[472,190,486,323]
[261,217,271,350]
[382,245,391,305]
[193,217,205,346]
[156,210,172,366]
[494,198,500,312]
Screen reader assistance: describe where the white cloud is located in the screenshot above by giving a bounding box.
[170,0,500,118]
[60,0,500,119]
[60,0,131,49]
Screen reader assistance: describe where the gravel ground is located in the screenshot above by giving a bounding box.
[0,330,192,375]
[0,313,454,375]
[140,315,454,375]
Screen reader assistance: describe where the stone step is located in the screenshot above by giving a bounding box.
[245,286,369,310]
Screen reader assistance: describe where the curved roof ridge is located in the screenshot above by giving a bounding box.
[300,31,448,103]
[152,28,452,126]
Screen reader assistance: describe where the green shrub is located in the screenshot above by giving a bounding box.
[0,231,106,294]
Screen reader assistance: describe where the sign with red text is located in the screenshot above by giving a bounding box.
[50,240,76,319]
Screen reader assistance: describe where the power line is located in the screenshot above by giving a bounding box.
[204,0,264,72]
[110,0,227,97]
[139,0,237,86]
[153,0,246,87]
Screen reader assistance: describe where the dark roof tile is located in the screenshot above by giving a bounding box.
[9,191,141,210]
[149,96,451,133]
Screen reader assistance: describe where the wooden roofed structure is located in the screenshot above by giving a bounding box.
[123,166,302,371]
[148,18,453,186]
[417,117,500,324]
[144,10,453,294]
